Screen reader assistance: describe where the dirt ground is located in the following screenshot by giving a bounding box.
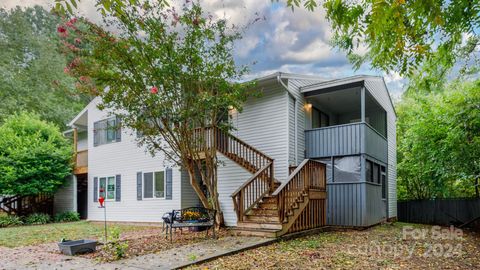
[190,223,480,270]
[1,222,478,269]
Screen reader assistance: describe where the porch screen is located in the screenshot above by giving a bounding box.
[333,156,361,182]
[318,158,333,183]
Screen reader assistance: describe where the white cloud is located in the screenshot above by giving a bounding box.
[1,0,406,95]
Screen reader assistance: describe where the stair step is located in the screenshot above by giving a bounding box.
[237,221,283,230]
[231,227,278,238]
[244,215,280,223]
[248,208,278,216]
[256,203,278,210]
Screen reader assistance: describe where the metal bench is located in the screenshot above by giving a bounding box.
[162,207,216,242]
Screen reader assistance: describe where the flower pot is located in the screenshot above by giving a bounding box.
[58,239,97,255]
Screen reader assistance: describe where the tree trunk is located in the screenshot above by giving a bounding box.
[185,160,225,227]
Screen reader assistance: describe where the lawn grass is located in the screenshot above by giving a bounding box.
[0,221,151,247]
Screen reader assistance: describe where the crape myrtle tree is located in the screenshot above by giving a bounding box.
[57,1,253,225]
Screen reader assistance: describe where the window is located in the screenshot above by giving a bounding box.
[312,107,329,128]
[99,176,116,200]
[373,163,380,184]
[333,156,361,182]
[106,118,117,143]
[366,160,373,182]
[381,166,387,199]
[143,171,165,199]
[93,117,121,146]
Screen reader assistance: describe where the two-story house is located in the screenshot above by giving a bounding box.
[54,72,396,236]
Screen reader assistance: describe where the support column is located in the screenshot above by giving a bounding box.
[360,86,366,123]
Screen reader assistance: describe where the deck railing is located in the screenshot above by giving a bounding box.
[305,122,387,161]
[76,150,88,168]
[272,159,326,225]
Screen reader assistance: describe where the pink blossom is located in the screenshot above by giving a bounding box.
[57,25,68,37]
[150,86,158,94]
[57,25,66,33]
[74,38,82,44]
[63,67,70,74]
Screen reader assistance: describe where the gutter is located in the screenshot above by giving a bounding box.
[276,73,298,165]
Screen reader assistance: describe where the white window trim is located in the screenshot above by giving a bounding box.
[142,171,166,200]
[98,175,116,201]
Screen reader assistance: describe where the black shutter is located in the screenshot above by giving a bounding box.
[116,117,122,142]
[93,122,99,146]
[136,172,142,200]
[115,174,121,201]
[166,168,172,200]
[93,177,98,202]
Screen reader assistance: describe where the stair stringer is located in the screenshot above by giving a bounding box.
[276,195,310,237]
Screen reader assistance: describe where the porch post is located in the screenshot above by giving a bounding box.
[360,86,365,123]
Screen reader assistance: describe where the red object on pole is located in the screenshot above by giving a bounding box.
[98,196,105,208]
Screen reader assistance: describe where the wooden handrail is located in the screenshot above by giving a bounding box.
[192,126,277,222]
[272,159,309,196]
[231,162,274,222]
[273,159,326,223]
[231,162,273,198]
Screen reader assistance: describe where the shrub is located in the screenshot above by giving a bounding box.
[0,113,73,197]
[24,213,51,225]
[103,227,128,260]
[0,215,23,227]
[54,211,80,222]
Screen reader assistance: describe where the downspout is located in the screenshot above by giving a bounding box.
[277,73,298,165]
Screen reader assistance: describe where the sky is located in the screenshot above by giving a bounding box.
[1,0,407,99]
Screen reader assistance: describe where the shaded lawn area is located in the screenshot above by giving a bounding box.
[0,221,156,248]
[191,223,480,270]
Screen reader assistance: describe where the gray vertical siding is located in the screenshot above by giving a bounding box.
[305,123,362,157]
[365,182,386,225]
[305,123,387,163]
[327,182,385,227]
[364,78,397,218]
[363,124,388,162]
[327,183,365,226]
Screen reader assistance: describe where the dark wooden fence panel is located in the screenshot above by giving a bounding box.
[398,199,480,227]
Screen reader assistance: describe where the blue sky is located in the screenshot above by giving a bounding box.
[2,0,407,99]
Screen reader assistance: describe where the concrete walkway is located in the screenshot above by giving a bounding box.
[119,236,274,270]
[0,236,274,270]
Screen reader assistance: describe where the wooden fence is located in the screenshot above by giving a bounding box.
[398,198,480,228]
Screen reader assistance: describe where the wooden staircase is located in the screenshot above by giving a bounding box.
[232,159,327,237]
[195,127,327,237]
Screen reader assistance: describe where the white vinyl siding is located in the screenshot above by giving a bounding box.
[217,153,253,226]
[87,98,181,222]
[287,78,325,166]
[53,175,76,214]
[180,169,201,208]
[230,82,290,182]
